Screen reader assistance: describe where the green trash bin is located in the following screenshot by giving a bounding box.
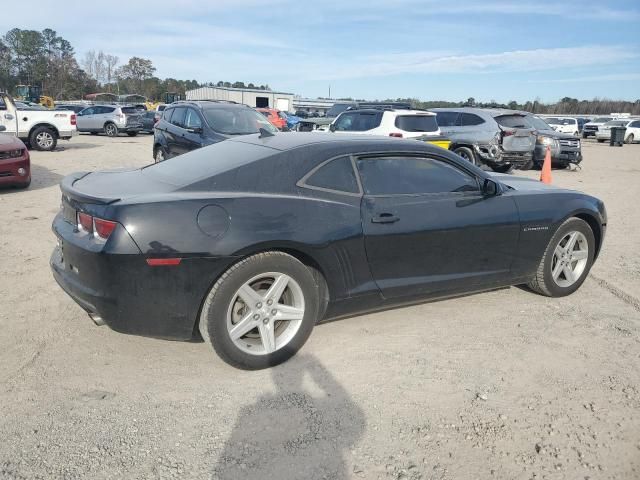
[610,126,626,147]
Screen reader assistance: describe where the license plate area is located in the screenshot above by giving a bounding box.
[62,201,76,225]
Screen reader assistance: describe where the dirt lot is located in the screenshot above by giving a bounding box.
[1,134,639,480]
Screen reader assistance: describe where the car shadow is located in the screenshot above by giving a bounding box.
[212,353,365,480]
[52,142,99,151]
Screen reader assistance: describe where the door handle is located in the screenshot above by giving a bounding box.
[371,213,399,224]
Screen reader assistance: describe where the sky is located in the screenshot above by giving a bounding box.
[2,0,639,103]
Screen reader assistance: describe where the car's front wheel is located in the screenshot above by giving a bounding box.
[490,163,513,173]
[528,217,595,297]
[626,134,634,144]
[199,252,321,369]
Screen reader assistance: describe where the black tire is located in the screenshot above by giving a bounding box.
[453,146,477,165]
[29,126,57,151]
[519,160,534,171]
[127,131,138,137]
[528,217,595,297]
[597,139,605,143]
[90,132,98,135]
[582,133,587,139]
[490,163,513,173]
[626,134,634,144]
[153,146,167,163]
[199,252,321,369]
[104,123,119,137]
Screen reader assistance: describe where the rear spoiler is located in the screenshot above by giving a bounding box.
[60,171,121,205]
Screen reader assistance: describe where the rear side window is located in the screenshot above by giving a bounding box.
[394,115,438,132]
[357,156,479,195]
[100,106,115,114]
[170,107,186,128]
[302,156,359,194]
[460,113,485,126]
[333,112,381,131]
[495,115,528,128]
[435,111,460,127]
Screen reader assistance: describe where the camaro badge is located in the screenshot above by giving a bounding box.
[523,225,550,232]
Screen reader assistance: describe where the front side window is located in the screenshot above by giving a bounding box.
[81,107,95,115]
[435,111,460,127]
[302,156,359,194]
[357,156,479,195]
[185,109,202,129]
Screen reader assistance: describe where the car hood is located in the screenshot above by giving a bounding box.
[0,133,26,149]
[491,173,569,192]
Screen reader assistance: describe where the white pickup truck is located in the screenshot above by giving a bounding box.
[0,92,77,151]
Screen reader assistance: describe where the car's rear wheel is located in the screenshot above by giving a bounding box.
[453,146,477,165]
[153,146,167,163]
[626,134,634,144]
[104,123,118,137]
[597,139,605,143]
[29,127,57,151]
[528,217,595,297]
[199,252,320,369]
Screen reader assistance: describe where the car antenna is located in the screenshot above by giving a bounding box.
[259,127,275,138]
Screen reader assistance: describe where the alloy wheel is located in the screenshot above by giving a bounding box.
[105,124,117,136]
[551,231,589,288]
[226,272,305,355]
[36,131,54,149]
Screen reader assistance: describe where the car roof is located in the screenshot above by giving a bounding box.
[228,132,436,151]
[167,100,250,110]
[430,107,529,117]
[342,108,435,116]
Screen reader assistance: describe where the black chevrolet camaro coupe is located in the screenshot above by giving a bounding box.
[51,133,606,369]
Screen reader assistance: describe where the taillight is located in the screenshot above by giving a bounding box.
[70,114,77,126]
[77,212,93,232]
[94,218,117,240]
[502,130,515,137]
[77,212,117,240]
[389,133,403,138]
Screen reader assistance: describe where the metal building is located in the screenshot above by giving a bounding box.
[185,86,295,112]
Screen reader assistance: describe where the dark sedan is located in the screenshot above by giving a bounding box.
[51,133,606,369]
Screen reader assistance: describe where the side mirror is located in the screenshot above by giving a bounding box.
[482,178,499,196]
[0,125,6,132]
[329,123,336,132]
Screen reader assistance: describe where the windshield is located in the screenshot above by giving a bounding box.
[326,103,354,118]
[495,114,530,129]
[604,120,627,127]
[203,107,277,135]
[592,117,613,123]
[395,115,438,132]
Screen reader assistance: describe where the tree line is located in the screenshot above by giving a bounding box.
[1,27,638,113]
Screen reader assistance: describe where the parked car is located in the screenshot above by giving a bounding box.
[0,93,77,151]
[545,117,580,136]
[256,108,287,130]
[524,115,583,168]
[0,125,30,188]
[284,112,300,129]
[624,119,640,143]
[140,111,157,133]
[329,107,450,149]
[55,104,89,114]
[582,117,613,138]
[51,132,606,369]
[431,108,536,172]
[76,105,143,137]
[577,117,591,133]
[153,100,277,162]
[298,102,412,132]
[595,120,628,142]
[294,110,309,118]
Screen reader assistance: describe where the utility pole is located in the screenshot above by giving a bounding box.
[329,85,331,99]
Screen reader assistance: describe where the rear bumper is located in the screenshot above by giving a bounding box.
[59,129,78,140]
[534,145,582,165]
[50,213,235,340]
[0,155,30,186]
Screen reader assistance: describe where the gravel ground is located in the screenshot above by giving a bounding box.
[0,134,639,480]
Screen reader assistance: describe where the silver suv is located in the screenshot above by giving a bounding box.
[76,105,144,137]
[431,108,536,172]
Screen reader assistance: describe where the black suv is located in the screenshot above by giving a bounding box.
[153,100,277,162]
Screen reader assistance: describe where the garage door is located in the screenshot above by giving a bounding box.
[276,98,290,112]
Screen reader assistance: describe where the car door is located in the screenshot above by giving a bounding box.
[180,108,204,152]
[0,97,18,135]
[165,107,186,157]
[76,106,95,131]
[357,153,520,299]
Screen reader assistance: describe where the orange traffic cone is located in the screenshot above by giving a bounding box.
[540,145,552,184]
